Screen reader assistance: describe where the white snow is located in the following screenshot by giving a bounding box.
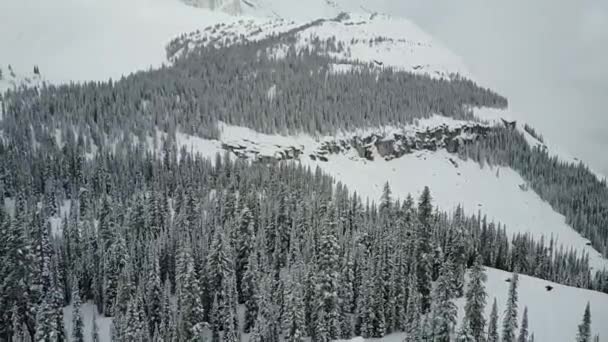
[63,301,112,342]
[236,0,381,22]
[172,12,471,79]
[0,0,235,85]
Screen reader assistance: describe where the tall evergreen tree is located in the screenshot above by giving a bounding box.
[517,306,529,342]
[487,298,499,342]
[502,273,519,342]
[576,302,592,342]
[429,260,458,342]
[464,256,487,341]
[315,208,342,340]
[71,281,85,342]
[404,270,421,342]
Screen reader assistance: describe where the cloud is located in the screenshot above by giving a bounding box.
[378,0,608,177]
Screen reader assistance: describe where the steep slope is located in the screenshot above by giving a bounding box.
[168,12,471,79]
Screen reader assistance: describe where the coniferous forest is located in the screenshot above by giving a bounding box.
[0,34,606,341]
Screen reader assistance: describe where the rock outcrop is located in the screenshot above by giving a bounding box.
[221,122,491,164]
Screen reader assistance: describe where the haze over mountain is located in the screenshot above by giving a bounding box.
[382,0,608,178]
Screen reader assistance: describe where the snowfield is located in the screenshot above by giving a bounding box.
[63,302,112,342]
[169,12,471,79]
[0,0,234,84]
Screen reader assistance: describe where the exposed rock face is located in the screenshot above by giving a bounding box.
[221,123,491,164]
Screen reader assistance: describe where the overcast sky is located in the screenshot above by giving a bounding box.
[380,0,608,177]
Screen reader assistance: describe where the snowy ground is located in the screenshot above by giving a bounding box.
[0,0,234,84]
[169,11,471,79]
[63,301,112,342]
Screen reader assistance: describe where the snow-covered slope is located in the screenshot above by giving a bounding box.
[0,0,235,84]
[0,65,44,93]
[63,302,112,342]
[183,0,378,20]
[169,12,471,78]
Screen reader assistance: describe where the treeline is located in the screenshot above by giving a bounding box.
[460,126,608,261]
[0,35,507,149]
[0,132,605,341]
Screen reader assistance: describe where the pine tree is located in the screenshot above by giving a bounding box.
[34,292,60,342]
[429,260,458,342]
[242,251,259,333]
[502,273,519,342]
[175,240,204,341]
[404,271,421,342]
[236,206,255,303]
[487,298,499,342]
[315,209,341,340]
[417,187,434,313]
[517,306,528,342]
[283,271,306,342]
[456,317,476,342]
[576,302,591,342]
[146,250,163,337]
[72,281,85,342]
[464,256,487,341]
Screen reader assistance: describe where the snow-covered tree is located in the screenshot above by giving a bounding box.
[463,256,487,340]
[72,281,85,342]
[429,260,458,342]
[502,272,519,342]
[576,302,592,342]
[517,306,529,342]
[487,298,499,342]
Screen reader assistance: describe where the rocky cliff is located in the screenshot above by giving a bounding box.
[221,122,491,164]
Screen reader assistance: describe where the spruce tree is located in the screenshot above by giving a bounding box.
[146,250,163,337]
[429,260,458,342]
[576,302,591,342]
[404,271,421,342]
[175,240,204,341]
[283,272,306,342]
[464,256,487,341]
[315,209,341,340]
[487,298,499,342]
[502,273,519,342]
[72,281,85,342]
[456,317,476,342]
[417,187,434,313]
[517,306,529,342]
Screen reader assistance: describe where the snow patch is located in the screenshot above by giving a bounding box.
[63,301,112,342]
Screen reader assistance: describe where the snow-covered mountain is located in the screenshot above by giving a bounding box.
[2,0,607,341]
[167,11,470,79]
